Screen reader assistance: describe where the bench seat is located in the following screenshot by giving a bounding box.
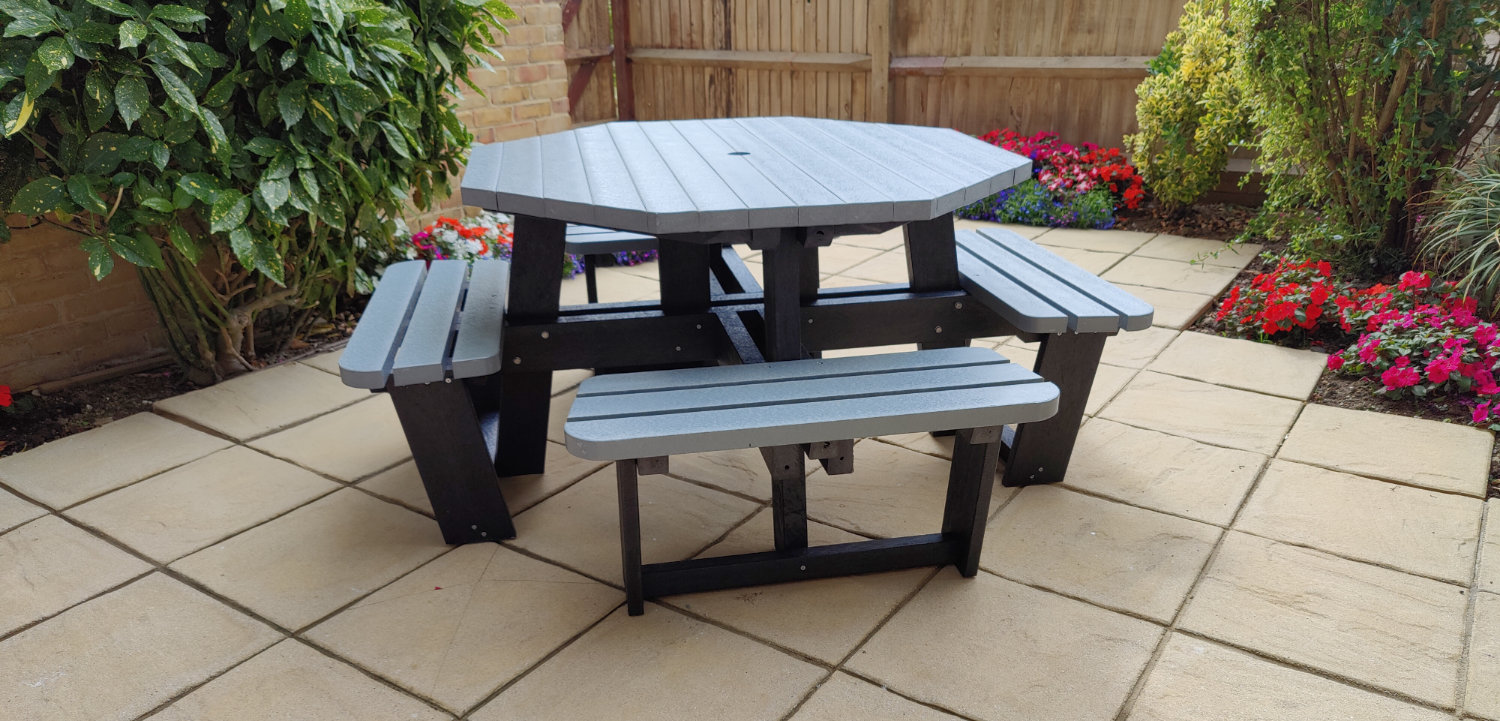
[565,346,1059,615]
[953,227,1153,487]
[338,258,517,544]
[565,224,657,304]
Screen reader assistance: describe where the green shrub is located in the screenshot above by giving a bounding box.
[1127,0,1252,211]
[0,0,512,382]
[1230,0,1500,258]
[1418,152,1500,314]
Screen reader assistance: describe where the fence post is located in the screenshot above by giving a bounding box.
[867,0,891,122]
[612,0,635,119]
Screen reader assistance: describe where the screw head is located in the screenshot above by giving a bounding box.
[934,325,943,333]
[955,301,964,310]
[512,357,521,365]
[541,331,550,339]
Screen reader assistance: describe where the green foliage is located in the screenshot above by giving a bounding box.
[1230,0,1500,256]
[0,0,514,380]
[1418,151,1500,315]
[1127,0,1252,210]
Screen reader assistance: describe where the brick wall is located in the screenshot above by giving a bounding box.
[0,1,571,391]
[0,222,168,390]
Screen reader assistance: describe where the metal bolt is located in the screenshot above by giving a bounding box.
[480,532,488,538]
[695,324,702,330]
[675,346,682,352]
[512,357,521,365]
[541,331,550,339]
[955,301,964,310]
[807,318,814,324]
[444,378,452,384]
[934,325,943,333]
[799,565,807,571]
[471,525,479,530]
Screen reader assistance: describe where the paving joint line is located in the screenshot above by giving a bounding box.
[1456,501,1492,717]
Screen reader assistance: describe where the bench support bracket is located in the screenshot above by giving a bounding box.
[1001,332,1106,487]
[760,445,809,551]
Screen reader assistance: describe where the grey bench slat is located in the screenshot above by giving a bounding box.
[339,261,428,389]
[565,347,1059,461]
[957,228,1154,333]
[449,259,509,379]
[564,224,657,255]
[391,260,469,386]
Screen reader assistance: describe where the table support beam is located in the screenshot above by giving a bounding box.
[498,215,567,476]
[761,230,806,362]
[1001,332,1106,487]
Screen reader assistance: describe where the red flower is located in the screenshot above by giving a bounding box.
[1381,361,1421,389]
[1326,354,1344,370]
[1475,401,1492,424]
[0,385,10,408]
[1397,271,1430,291]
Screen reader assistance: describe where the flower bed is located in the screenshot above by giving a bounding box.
[1214,259,1500,427]
[957,130,1145,229]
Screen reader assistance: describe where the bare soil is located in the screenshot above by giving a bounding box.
[1115,201,1260,241]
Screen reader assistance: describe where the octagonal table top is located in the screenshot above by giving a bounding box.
[459,117,1031,236]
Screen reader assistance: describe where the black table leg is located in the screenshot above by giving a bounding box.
[759,231,811,550]
[1001,332,1106,487]
[904,214,967,350]
[658,238,712,314]
[497,214,567,477]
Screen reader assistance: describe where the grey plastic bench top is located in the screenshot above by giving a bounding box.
[956,228,1154,334]
[564,347,1059,461]
[461,118,1032,235]
[565,224,657,254]
[338,259,510,389]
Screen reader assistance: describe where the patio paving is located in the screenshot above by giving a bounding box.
[0,222,1495,721]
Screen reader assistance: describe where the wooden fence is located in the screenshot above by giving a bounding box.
[562,0,1188,147]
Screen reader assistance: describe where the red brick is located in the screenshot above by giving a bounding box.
[502,25,545,47]
[522,3,561,24]
[74,331,155,367]
[532,79,569,100]
[0,351,73,390]
[494,121,540,141]
[10,273,98,305]
[26,319,108,356]
[0,303,60,336]
[473,105,515,127]
[514,64,549,83]
[546,61,568,79]
[551,98,571,115]
[535,114,572,135]
[544,26,563,43]
[496,47,530,65]
[529,43,565,62]
[489,85,529,103]
[62,281,151,322]
[514,100,552,120]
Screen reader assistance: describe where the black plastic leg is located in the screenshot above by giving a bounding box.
[942,426,1001,576]
[903,214,967,350]
[617,459,645,616]
[761,445,808,551]
[498,214,566,477]
[584,256,601,304]
[388,382,516,544]
[1002,332,1107,487]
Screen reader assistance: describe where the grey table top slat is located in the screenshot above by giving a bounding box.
[975,228,1154,331]
[491,136,546,217]
[339,261,427,389]
[565,347,1059,461]
[793,118,969,215]
[460,117,1029,233]
[459,142,503,209]
[670,119,800,229]
[572,125,652,231]
[449,260,509,380]
[957,229,1153,333]
[391,260,468,386]
[706,118,884,226]
[636,121,751,231]
[540,131,595,224]
[564,224,657,254]
[605,122,702,234]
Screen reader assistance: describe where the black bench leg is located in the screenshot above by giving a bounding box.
[389,382,517,544]
[1002,332,1107,487]
[761,445,809,551]
[943,426,1002,576]
[617,459,645,616]
[904,214,967,351]
[584,255,601,304]
[498,214,566,477]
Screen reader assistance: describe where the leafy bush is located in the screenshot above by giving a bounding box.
[1230,0,1500,256]
[1417,152,1500,314]
[0,0,512,382]
[1127,0,1252,210]
[958,129,1143,229]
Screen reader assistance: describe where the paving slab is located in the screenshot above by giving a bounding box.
[152,639,445,721]
[982,486,1220,622]
[1278,404,1492,496]
[841,249,912,284]
[0,573,278,721]
[1034,228,1155,253]
[0,515,150,635]
[470,606,824,721]
[789,672,965,721]
[673,509,930,664]
[551,367,592,395]
[838,227,907,249]
[806,441,1011,540]
[559,266,660,305]
[1045,245,1127,275]
[1062,418,1265,526]
[995,341,1135,413]
[955,219,1047,239]
[1467,590,1500,721]
[814,242,886,275]
[0,413,231,509]
[1178,532,1467,708]
[509,467,759,586]
[1103,257,1242,296]
[154,363,367,440]
[1482,500,1499,593]
[545,388,575,444]
[1111,284,1217,330]
[250,394,410,482]
[1127,633,1449,721]
[1236,460,1483,583]
[848,569,1162,721]
[1102,326,1180,368]
[307,544,619,714]
[170,488,448,630]
[0,485,44,534]
[1098,371,1303,455]
[667,446,778,500]
[1147,332,1327,400]
[359,442,604,517]
[297,350,342,375]
[67,446,338,563]
[1132,234,1264,268]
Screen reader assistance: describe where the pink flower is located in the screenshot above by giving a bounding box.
[1381,358,1421,389]
[1425,354,1459,384]
[1326,354,1345,370]
[1476,324,1497,348]
[1474,401,1492,424]
[1398,271,1431,291]
[1357,337,1381,364]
